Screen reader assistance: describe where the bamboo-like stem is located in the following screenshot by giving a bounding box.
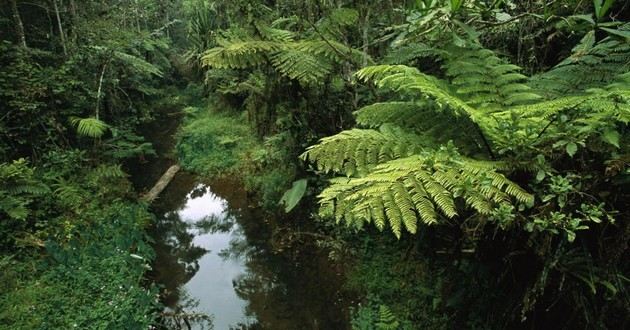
[10,0,27,48]
[52,0,67,56]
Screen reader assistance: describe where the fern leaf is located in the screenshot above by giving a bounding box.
[71,117,109,138]
[301,126,425,177]
[317,152,533,237]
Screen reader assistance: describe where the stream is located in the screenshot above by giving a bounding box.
[131,112,350,329]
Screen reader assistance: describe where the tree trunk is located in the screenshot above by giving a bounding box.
[361,6,371,67]
[52,0,68,55]
[67,0,78,43]
[10,0,27,48]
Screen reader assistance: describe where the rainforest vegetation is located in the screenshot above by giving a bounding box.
[1,0,629,329]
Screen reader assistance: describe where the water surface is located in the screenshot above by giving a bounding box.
[147,174,350,329]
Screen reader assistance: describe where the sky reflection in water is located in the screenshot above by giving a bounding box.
[178,185,254,329]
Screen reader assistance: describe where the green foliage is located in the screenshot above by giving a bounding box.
[0,2,183,327]
[305,27,630,239]
[352,304,403,330]
[530,29,630,97]
[0,203,158,329]
[200,9,368,85]
[279,179,308,212]
[308,145,531,238]
[202,36,365,85]
[177,108,261,177]
[71,117,109,138]
[0,159,48,221]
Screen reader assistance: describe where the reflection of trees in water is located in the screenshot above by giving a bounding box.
[149,175,348,329]
[149,208,215,329]
[200,206,349,330]
[148,173,215,329]
[150,210,208,308]
[158,291,214,330]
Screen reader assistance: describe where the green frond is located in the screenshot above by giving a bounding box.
[355,65,482,122]
[444,46,541,108]
[316,8,359,38]
[201,37,366,84]
[113,51,163,77]
[270,47,332,84]
[530,30,630,97]
[256,23,295,42]
[354,102,425,128]
[295,40,368,65]
[301,126,425,177]
[376,305,400,330]
[383,43,445,64]
[316,151,533,238]
[201,40,279,69]
[71,117,109,138]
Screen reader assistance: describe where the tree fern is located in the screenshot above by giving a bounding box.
[530,29,630,97]
[444,46,541,109]
[302,126,426,177]
[304,35,630,237]
[314,147,532,238]
[200,12,368,85]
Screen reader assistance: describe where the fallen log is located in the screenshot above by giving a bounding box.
[141,164,181,203]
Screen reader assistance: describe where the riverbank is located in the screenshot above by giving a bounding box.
[135,92,352,328]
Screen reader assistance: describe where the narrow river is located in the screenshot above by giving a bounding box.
[129,110,351,329]
[146,172,350,329]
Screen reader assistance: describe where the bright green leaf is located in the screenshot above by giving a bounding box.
[602,128,620,148]
[279,179,308,213]
[566,142,578,157]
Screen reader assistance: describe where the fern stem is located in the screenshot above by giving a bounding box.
[305,19,353,64]
[476,124,496,160]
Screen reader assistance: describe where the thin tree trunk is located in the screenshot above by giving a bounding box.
[68,0,77,43]
[52,0,67,56]
[68,0,77,19]
[95,61,109,120]
[10,0,27,47]
[361,6,371,67]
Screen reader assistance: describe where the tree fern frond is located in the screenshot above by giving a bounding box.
[530,30,630,97]
[354,102,425,128]
[256,23,295,42]
[383,43,445,64]
[201,40,279,69]
[113,51,163,77]
[317,151,533,238]
[270,47,332,84]
[444,46,541,108]
[295,40,368,64]
[301,126,425,177]
[316,8,359,39]
[355,65,483,122]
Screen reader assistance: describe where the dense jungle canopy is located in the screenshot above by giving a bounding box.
[0,0,629,329]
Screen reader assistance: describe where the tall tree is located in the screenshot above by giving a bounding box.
[9,0,27,47]
[52,0,68,55]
